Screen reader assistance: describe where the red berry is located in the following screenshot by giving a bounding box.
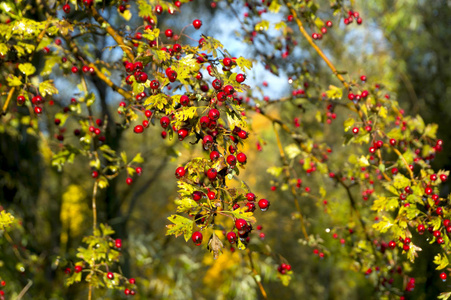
[129,278,136,285]
[192,191,203,201]
[258,199,270,211]
[210,151,220,161]
[63,4,71,13]
[71,66,79,73]
[126,177,133,185]
[165,29,173,38]
[92,171,99,178]
[107,272,114,279]
[388,241,396,249]
[160,116,170,128]
[180,95,190,106]
[227,155,237,166]
[236,73,246,83]
[192,231,203,245]
[207,191,216,200]
[326,20,333,27]
[440,272,447,281]
[237,153,247,164]
[246,193,256,202]
[208,109,220,120]
[175,167,186,178]
[440,174,448,182]
[352,127,359,134]
[227,232,237,244]
[193,19,202,29]
[134,125,144,133]
[235,219,247,231]
[206,168,217,180]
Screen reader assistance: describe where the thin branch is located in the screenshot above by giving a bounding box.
[90,6,135,62]
[247,250,268,300]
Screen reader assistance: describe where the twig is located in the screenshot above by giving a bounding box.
[247,250,268,300]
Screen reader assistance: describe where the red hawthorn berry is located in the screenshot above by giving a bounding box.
[352,127,359,134]
[258,199,270,211]
[165,29,173,38]
[175,167,186,178]
[227,155,237,166]
[440,272,447,281]
[160,116,170,128]
[134,125,144,133]
[192,231,203,245]
[206,168,218,180]
[236,73,246,83]
[208,109,220,121]
[107,272,114,280]
[210,150,220,161]
[246,202,256,212]
[227,232,237,244]
[388,241,396,249]
[235,219,247,231]
[192,191,203,201]
[207,191,216,200]
[63,3,71,13]
[91,171,99,178]
[237,153,247,164]
[326,20,333,27]
[74,265,83,273]
[440,174,448,182]
[126,177,133,185]
[193,19,202,29]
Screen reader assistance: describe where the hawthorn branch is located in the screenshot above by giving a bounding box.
[284,1,349,88]
[90,6,135,62]
[2,86,15,115]
[247,250,268,300]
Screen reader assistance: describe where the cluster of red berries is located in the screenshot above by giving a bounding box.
[311,20,333,40]
[277,263,292,274]
[344,11,362,25]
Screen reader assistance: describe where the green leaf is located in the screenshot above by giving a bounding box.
[175,197,198,213]
[18,62,36,76]
[255,20,270,31]
[343,118,355,132]
[230,207,256,224]
[268,0,281,13]
[267,166,283,177]
[39,80,59,97]
[6,74,22,86]
[97,176,109,189]
[121,151,127,164]
[326,85,342,100]
[166,215,194,242]
[372,216,394,233]
[0,43,8,56]
[434,253,449,270]
[378,106,388,118]
[285,144,301,159]
[393,173,410,189]
[236,57,253,73]
[424,123,438,139]
[131,153,144,164]
[85,93,95,107]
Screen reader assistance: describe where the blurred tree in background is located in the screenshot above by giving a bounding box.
[0,0,450,299]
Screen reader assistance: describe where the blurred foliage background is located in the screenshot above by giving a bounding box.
[0,0,450,299]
